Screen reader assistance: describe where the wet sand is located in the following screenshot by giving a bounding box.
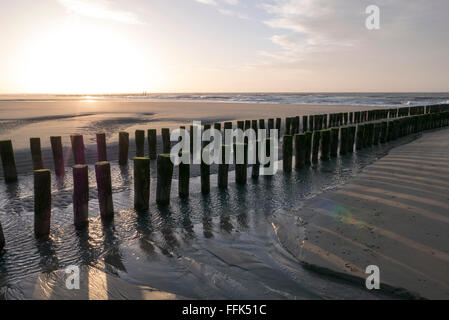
[298,127,449,299]
[0,126,416,300]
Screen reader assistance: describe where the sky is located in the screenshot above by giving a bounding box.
[0,0,448,94]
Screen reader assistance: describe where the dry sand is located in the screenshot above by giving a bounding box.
[297,127,449,299]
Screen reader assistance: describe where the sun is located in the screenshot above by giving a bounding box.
[19,18,161,94]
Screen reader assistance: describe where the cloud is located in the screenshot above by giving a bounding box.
[194,0,247,19]
[58,0,145,25]
[194,0,217,5]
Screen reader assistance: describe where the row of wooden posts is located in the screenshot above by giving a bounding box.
[1,105,449,245]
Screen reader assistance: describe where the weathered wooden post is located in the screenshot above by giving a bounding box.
[96,133,108,162]
[162,128,171,154]
[340,127,349,155]
[320,129,331,160]
[365,123,374,147]
[73,164,89,228]
[95,161,114,220]
[356,124,364,150]
[303,115,308,133]
[0,221,4,251]
[147,129,157,159]
[179,151,190,198]
[330,128,339,157]
[156,154,173,205]
[50,136,64,177]
[34,169,51,238]
[135,130,145,157]
[218,144,230,188]
[134,157,150,211]
[251,120,260,179]
[234,143,248,184]
[291,117,297,134]
[283,135,293,172]
[348,126,356,153]
[294,133,306,169]
[305,131,312,166]
[201,124,211,194]
[285,117,291,136]
[70,134,86,165]
[244,120,251,131]
[30,138,44,170]
[276,118,281,138]
[268,118,274,136]
[312,131,321,163]
[0,140,18,183]
[373,123,380,145]
[119,132,129,165]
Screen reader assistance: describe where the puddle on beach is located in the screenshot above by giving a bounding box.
[0,135,418,299]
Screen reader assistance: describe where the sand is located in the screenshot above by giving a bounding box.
[0,99,394,150]
[297,127,449,299]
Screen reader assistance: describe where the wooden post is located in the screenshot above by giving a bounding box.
[162,128,171,154]
[302,115,308,132]
[73,164,89,228]
[135,130,145,157]
[201,124,211,194]
[294,134,306,169]
[0,220,4,251]
[34,169,51,238]
[0,140,18,183]
[218,144,229,188]
[50,136,64,177]
[268,118,275,137]
[189,125,195,154]
[356,124,364,150]
[365,123,374,147]
[340,127,349,155]
[373,123,380,145]
[96,133,108,162]
[148,129,157,160]
[312,131,321,163]
[179,151,190,198]
[70,134,86,165]
[134,157,150,211]
[275,118,281,138]
[290,118,297,135]
[95,161,114,220]
[283,135,293,172]
[251,120,260,179]
[30,137,44,170]
[348,126,356,153]
[304,131,312,165]
[244,120,251,131]
[234,143,248,184]
[156,154,173,205]
[285,117,291,135]
[330,128,339,157]
[237,120,244,131]
[320,129,331,160]
[119,132,129,166]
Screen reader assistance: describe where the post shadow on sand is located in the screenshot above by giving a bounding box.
[134,208,157,257]
[157,204,180,251]
[101,219,127,276]
[35,236,60,275]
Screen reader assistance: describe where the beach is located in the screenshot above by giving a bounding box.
[0,98,448,300]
